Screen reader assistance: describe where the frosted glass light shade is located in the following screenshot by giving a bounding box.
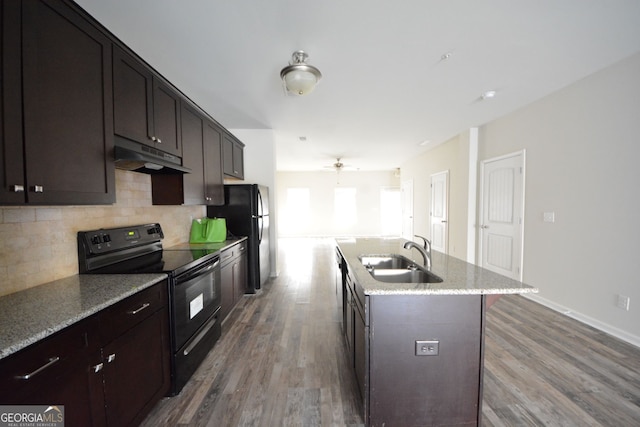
[280,51,322,96]
[283,67,320,95]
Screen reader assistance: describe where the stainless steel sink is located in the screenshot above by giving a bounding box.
[359,254,444,284]
[359,254,415,269]
[369,268,443,284]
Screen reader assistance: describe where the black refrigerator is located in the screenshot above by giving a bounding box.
[207,184,270,293]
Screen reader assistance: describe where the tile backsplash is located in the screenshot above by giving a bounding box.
[0,170,206,297]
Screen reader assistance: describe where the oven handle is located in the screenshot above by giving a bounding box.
[183,312,218,356]
[176,258,220,284]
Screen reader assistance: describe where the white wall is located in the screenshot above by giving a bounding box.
[228,129,278,276]
[477,52,640,345]
[276,171,400,237]
[400,132,472,261]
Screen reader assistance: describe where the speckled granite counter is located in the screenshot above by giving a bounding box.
[336,237,537,295]
[0,274,166,360]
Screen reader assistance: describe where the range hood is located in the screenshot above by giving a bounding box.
[113,137,191,174]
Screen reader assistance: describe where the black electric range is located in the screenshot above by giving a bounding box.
[78,223,222,395]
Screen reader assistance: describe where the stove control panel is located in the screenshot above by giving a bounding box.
[78,223,164,255]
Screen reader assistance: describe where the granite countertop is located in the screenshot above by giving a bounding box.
[336,237,537,296]
[0,274,167,360]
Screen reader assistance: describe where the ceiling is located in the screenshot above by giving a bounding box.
[76,0,640,172]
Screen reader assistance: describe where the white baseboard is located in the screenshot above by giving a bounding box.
[523,294,640,349]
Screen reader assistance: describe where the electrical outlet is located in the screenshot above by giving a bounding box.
[616,294,630,311]
[543,212,555,223]
[415,340,439,356]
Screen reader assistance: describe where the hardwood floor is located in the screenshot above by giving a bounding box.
[141,238,640,426]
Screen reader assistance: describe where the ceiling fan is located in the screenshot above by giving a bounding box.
[323,157,356,183]
[323,157,355,172]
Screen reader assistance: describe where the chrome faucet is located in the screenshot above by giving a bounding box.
[414,235,432,258]
[403,239,431,270]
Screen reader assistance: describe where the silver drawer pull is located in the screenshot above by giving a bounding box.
[107,353,116,363]
[93,362,104,373]
[10,185,24,193]
[128,302,150,315]
[16,356,60,380]
[32,185,44,193]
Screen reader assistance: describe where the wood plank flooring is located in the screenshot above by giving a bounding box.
[141,238,640,426]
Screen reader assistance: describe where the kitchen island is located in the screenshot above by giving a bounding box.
[335,237,537,427]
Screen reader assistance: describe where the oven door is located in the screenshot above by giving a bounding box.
[172,257,221,350]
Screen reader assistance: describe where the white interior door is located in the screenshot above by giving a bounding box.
[430,171,449,253]
[479,152,525,280]
[401,179,413,240]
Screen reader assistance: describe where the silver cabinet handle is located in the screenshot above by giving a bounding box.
[151,136,157,142]
[156,138,162,143]
[16,357,60,380]
[32,185,44,193]
[106,353,116,363]
[205,196,212,201]
[128,302,150,315]
[93,362,104,373]
[10,185,24,193]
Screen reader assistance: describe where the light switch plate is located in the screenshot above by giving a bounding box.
[543,212,555,223]
[415,340,439,356]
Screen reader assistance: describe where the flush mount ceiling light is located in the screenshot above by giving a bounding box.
[481,90,497,100]
[280,50,322,96]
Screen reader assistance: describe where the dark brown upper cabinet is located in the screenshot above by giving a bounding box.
[203,120,225,204]
[222,134,245,180]
[0,0,115,205]
[113,47,182,157]
[153,101,223,206]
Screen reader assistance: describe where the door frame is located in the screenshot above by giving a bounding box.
[478,150,526,281]
[430,170,449,254]
[401,179,414,240]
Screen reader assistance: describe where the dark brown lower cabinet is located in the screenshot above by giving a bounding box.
[0,317,105,426]
[339,251,486,426]
[366,294,484,427]
[220,240,248,322]
[0,280,170,427]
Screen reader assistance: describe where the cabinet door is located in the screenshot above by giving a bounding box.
[203,120,224,205]
[345,287,354,358]
[0,317,106,427]
[21,0,115,205]
[181,102,206,205]
[222,135,235,177]
[0,0,25,204]
[113,46,154,147]
[354,301,367,400]
[152,78,182,156]
[222,135,245,179]
[220,255,234,322]
[102,308,170,427]
[232,141,244,179]
[233,248,248,302]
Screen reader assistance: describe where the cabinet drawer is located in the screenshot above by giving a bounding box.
[100,280,168,344]
[0,315,100,401]
[220,241,247,267]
